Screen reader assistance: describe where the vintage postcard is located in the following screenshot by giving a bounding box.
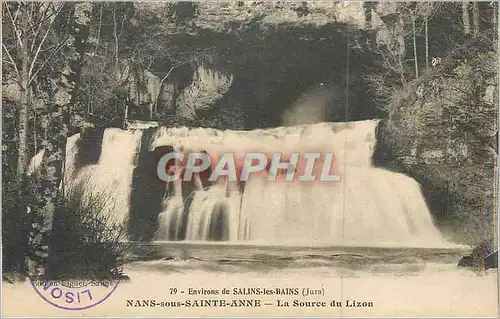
[2,1,499,318]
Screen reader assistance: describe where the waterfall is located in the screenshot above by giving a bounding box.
[64,128,143,227]
[65,120,452,247]
[156,188,185,241]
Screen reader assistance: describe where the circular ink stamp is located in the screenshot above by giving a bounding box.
[30,277,120,310]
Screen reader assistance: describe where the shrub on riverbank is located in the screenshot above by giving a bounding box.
[2,170,130,280]
[48,181,130,280]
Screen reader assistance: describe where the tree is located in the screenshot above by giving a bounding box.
[493,2,497,34]
[472,2,480,37]
[409,7,419,78]
[417,2,439,70]
[2,2,69,277]
[2,2,93,277]
[126,3,217,121]
[463,2,471,35]
[425,14,429,69]
[75,2,136,125]
[75,2,212,124]
[2,2,66,186]
[41,2,93,278]
[406,2,438,77]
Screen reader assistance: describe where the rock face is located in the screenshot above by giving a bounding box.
[131,2,404,128]
[374,46,498,245]
[191,1,402,33]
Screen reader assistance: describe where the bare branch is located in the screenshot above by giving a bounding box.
[4,2,24,48]
[29,3,64,54]
[118,5,128,40]
[28,37,69,86]
[12,3,20,24]
[113,4,120,78]
[153,55,205,109]
[28,3,64,79]
[28,26,52,77]
[39,43,59,53]
[2,42,22,84]
[2,58,16,67]
[93,4,103,56]
[29,2,63,32]
[27,2,36,28]
[29,3,50,53]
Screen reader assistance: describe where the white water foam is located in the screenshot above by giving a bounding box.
[65,120,456,247]
[64,128,143,226]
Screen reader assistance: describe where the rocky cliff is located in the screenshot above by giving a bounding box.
[374,37,498,245]
[130,1,405,128]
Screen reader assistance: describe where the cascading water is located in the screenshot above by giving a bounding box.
[156,181,185,241]
[64,128,143,226]
[64,120,452,247]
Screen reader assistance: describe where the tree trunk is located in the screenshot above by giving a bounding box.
[463,2,471,35]
[472,2,480,37]
[425,17,429,70]
[494,2,497,34]
[113,4,121,81]
[412,11,419,78]
[15,16,31,277]
[31,90,37,154]
[36,2,92,279]
[17,39,29,185]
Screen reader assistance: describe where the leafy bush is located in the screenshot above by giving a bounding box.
[1,158,23,276]
[3,150,131,281]
[43,181,131,280]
